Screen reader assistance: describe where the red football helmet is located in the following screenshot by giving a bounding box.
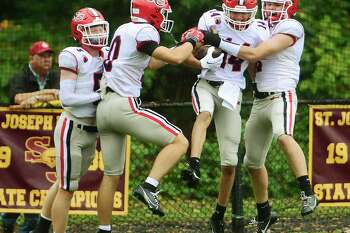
[71,8,109,48]
[261,0,299,24]
[130,0,174,33]
[222,0,258,31]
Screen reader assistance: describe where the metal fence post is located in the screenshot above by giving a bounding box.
[231,148,245,233]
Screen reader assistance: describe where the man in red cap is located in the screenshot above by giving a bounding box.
[1,41,59,233]
[8,40,60,108]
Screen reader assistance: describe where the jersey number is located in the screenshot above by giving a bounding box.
[104,36,121,72]
[220,42,250,73]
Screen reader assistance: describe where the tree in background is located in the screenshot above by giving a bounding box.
[0,0,349,103]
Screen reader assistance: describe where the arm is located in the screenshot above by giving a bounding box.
[14,89,59,104]
[183,53,201,69]
[247,62,257,82]
[237,34,294,62]
[148,57,168,70]
[151,42,194,65]
[59,70,100,106]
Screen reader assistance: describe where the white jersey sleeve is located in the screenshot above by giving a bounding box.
[58,51,78,73]
[197,9,221,31]
[135,26,160,44]
[273,19,304,40]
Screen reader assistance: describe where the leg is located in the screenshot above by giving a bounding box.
[278,135,318,216]
[243,100,277,231]
[248,167,268,204]
[184,80,215,186]
[97,175,120,227]
[278,135,307,178]
[52,113,98,232]
[190,112,212,158]
[97,131,126,232]
[32,181,59,233]
[149,133,189,180]
[51,189,73,233]
[209,100,241,233]
[217,166,236,206]
[272,92,318,216]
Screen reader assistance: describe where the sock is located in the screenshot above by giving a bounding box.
[212,203,226,220]
[32,215,52,233]
[142,181,157,193]
[97,230,111,233]
[257,201,270,221]
[98,224,111,232]
[145,177,159,187]
[189,157,200,168]
[297,175,313,196]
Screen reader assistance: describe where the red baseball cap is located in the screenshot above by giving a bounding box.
[29,41,53,55]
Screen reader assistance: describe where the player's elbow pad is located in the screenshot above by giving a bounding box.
[59,80,100,107]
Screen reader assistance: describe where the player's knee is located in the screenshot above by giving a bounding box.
[104,165,125,176]
[277,134,294,147]
[174,133,189,152]
[221,151,238,167]
[221,165,235,177]
[57,187,74,199]
[243,156,264,170]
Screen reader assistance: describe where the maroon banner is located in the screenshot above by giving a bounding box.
[0,107,130,215]
[309,105,350,206]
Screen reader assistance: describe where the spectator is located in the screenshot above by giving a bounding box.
[8,40,59,108]
[1,40,59,233]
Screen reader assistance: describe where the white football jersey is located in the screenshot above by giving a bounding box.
[198,9,270,89]
[255,19,304,92]
[58,46,109,118]
[104,22,160,97]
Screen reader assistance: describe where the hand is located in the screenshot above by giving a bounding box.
[16,95,39,109]
[201,30,221,48]
[200,47,224,70]
[181,27,204,44]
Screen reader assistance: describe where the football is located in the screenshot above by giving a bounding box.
[193,45,223,60]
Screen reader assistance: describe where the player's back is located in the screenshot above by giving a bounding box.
[104,22,160,97]
[256,19,304,92]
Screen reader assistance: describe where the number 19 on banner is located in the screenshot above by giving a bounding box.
[326,143,348,164]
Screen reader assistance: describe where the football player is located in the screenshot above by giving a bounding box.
[31,7,109,233]
[213,0,319,232]
[180,0,269,232]
[95,0,223,231]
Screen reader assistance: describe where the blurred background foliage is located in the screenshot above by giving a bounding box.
[0,0,349,104]
[1,2,349,231]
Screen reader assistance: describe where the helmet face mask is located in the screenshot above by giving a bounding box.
[71,8,109,48]
[77,21,109,47]
[130,0,174,33]
[222,0,258,31]
[261,0,297,24]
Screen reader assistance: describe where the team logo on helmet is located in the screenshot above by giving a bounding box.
[73,12,86,22]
